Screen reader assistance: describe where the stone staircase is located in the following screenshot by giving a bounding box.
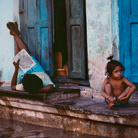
[0,86,138,138]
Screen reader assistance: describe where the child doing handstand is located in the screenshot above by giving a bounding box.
[101,55,136,109]
[7,22,54,93]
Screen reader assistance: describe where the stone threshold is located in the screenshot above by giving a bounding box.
[0,86,81,103]
[0,87,138,137]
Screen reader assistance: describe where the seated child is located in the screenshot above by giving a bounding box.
[7,21,54,93]
[101,55,136,109]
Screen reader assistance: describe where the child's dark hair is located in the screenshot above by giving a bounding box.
[22,74,43,93]
[105,55,125,76]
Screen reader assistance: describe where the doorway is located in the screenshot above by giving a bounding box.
[53,0,88,85]
[19,0,88,85]
[53,0,68,76]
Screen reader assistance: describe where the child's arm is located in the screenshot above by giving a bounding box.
[11,61,20,90]
[38,84,53,93]
[118,77,136,102]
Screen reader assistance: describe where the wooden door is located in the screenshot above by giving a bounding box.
[19,0,54,76]
[66,0,87,79]
[119,0,138,82]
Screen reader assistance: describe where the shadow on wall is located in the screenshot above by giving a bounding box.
[0,70,3,86]
[0,70,11,87]
[112,36,118,60]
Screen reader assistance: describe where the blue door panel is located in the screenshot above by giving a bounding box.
[131,0,138,14]
[66,0,87,79]
[19,0,54,76]
[40,0,48,20]
[131,25,138,74]
[28,28,36,57]
[21,0,37,58]
[40,28,49,71]
[26,0,36,21]
[37,0,53,75]
[72,26,81,73]
[119,0,138,82]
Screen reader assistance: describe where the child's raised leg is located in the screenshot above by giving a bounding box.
[7,22,30,54]
[14,35,30,54]
[104,83,115,109]
[118,87,131,103]
[14,38,20,55]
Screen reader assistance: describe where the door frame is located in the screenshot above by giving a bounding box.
[66,0,88,80]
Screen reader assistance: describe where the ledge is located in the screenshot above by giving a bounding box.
[0,86,80,103]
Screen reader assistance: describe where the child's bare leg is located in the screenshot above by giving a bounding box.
[105,83,113,97]
[13,29,20,55]
[104,83,115,109]
[7,22,30,54]
[14,35,30,53]
[118,87,131,103]
[14,38,20,55]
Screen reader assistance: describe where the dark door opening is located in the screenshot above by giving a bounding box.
[53,0,68,76]
[53,0,89,85]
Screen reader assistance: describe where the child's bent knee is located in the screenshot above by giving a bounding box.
[105,83,112,89]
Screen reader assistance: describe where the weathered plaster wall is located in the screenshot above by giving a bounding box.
[111,0,119,60]
[13,0,20,28]
[86,0,114,92]
[0,0,20,83]
[0,0,14,81]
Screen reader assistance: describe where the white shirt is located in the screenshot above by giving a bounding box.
[16,72,54,91]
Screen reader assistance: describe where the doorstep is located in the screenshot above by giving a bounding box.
[0,86,80,103]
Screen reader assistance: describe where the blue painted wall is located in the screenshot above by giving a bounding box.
[0,0,14,81]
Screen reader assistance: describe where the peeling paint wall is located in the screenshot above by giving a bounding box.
[13,0,20,29]
[111,0,119,60]
[0,0,14,81]
[86,0,118,92]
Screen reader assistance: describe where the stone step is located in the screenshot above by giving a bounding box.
[0,95,138,138]
[0,86,80,103]
[43,87,80,103]
[0,86,138,137]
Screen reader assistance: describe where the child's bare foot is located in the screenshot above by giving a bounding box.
[14,22,20,35]
[108,102,115,109]
[120,98,129,104]
[10,30,17,36]
[7,22,17,36]
[6,22,20,36]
